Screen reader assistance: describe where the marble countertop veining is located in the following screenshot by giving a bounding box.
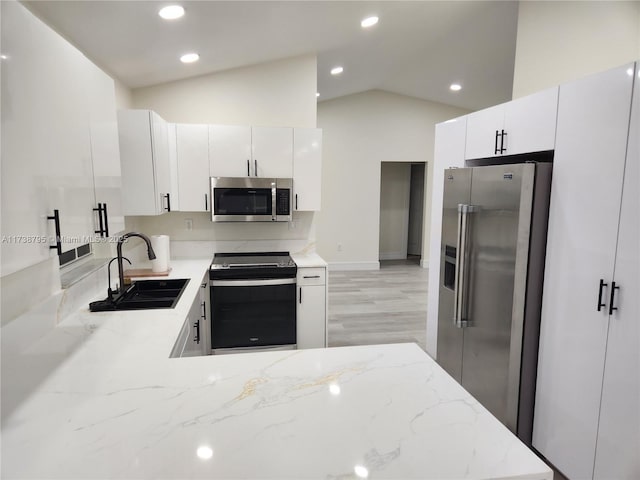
[1,259,551,479]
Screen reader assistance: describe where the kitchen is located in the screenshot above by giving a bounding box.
[1,1,639,479]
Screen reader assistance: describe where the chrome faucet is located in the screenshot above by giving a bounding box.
[115,232,157,296]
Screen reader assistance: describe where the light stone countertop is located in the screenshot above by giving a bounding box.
[1,259,551,479]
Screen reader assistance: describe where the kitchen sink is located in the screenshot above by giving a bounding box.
[89,279,190,312]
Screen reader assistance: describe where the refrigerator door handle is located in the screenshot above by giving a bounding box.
[454,204,477,328]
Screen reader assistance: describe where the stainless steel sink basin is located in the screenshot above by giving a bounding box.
[89,279,190,312]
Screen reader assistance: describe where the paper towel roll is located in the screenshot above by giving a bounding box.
[151,235,170,273]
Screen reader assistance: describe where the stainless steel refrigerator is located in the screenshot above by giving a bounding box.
[436,162,552,445]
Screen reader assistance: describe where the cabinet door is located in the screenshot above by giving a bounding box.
[182,293,205,357]
[85,61,125,237]
[252,126,293,178]
[119,110,158,215]
[593,63,639,480]
[532,64,635,480]
[118,110,170,216]
[464,104,504,159]
[176,124,209,212]
[503,87,558,156]
[293,128,322,211]
[150,112,171,213]
[1,2,58,275]
[209,125,251,177]
[297,284,326,349]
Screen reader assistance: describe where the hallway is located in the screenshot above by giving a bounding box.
[327,257,428,351]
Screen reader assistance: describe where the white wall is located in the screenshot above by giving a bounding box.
[316,90,469,270]
[513,1,640,98]
[132,54,317,128]
[379,163,411,260]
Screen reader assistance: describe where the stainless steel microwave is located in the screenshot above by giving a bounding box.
[210,177,292,222]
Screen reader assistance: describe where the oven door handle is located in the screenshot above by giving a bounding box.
[210,278,296,287]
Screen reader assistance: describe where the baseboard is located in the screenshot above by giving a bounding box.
[328,261,380,271]
[378,252,406,260]
[420,259,429,269]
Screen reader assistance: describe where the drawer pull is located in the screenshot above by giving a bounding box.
[303,275,321,279]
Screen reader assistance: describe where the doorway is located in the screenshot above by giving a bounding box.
[379,162,425,262]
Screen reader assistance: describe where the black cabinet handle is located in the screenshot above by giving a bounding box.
[609,282,620,315]
[247,159,250,176]
[254,159,258,176]
[94,204,104,236]
[500,129,507,153]
[163,193,171,212]
[597,279,608,311]
[194,320,200,344]
[205,193,208,211]
[93,203,110,238]
[103,203,109,237]
[295,194,298,210]
[494,130,500,155]
[47,209,62,255]
[299,287,302,304]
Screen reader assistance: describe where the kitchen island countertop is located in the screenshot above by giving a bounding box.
[1,259,551,479]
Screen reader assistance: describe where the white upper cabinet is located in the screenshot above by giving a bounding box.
[118,110,171,216]
[465,87,558,159]
[503,87,558,155]
[465,104,505,159]
[293,128,322,211]
[251,126,293,178]
[532,63,636,480]
[85,60,124,237]
[1,1,117,273]
[209,125,252,177]
[209,125,294,178]
[175,124,209,212]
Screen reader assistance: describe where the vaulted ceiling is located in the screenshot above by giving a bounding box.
[25,1,519,111]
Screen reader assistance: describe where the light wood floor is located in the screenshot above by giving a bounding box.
[327,256,428,351]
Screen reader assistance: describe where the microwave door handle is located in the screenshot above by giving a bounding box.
[272,183,277,221]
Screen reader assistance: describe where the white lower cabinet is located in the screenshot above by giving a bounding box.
[296,267,327,349]
[532,62,638,480]
[171,278,207,358]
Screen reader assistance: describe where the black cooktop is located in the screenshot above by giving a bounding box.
[210,252,296,279]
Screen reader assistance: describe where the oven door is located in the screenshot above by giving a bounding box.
[210,277,296,352]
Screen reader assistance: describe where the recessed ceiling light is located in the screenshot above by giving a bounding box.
[450,83,462,91]
[316,92,320,98]
[0,54,8,60]
[159,5,185,20]
[180,53,199,63]
[627,67,634,76]
[361,16,379,28]
[331,66,344,75]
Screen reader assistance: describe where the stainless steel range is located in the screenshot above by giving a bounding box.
[208,252,297,354]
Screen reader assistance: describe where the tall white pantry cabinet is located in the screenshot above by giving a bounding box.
[1,1,123,275]
[533,63,639,479]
